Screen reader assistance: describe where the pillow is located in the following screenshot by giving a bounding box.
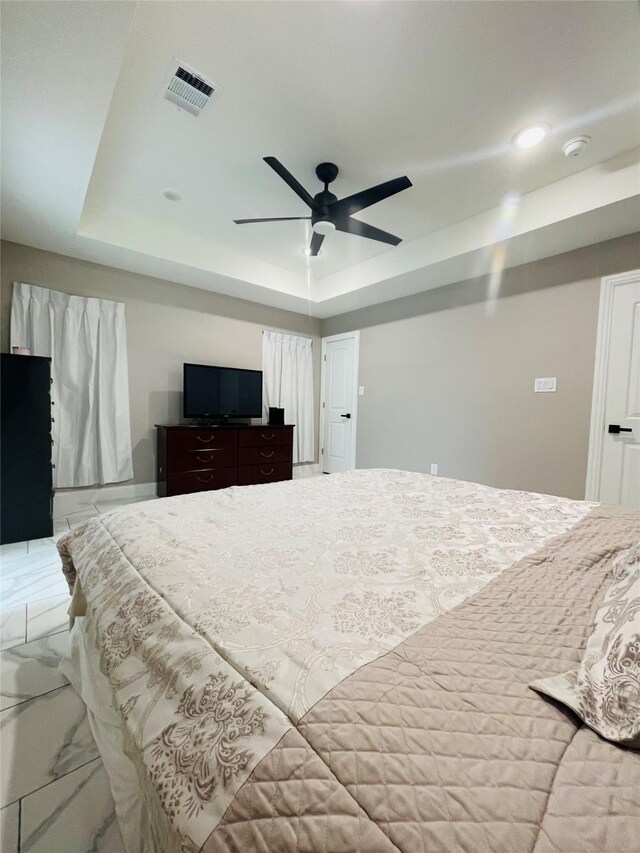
[530,541,640,747]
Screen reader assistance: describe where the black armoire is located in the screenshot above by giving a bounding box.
[1,354,54,544]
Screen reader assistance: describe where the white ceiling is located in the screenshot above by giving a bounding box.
[2,1,639,318]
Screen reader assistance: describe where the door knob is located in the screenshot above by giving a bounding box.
[608,424,633,434]
[340,413,351,419]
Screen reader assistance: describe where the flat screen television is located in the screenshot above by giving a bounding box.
[183,363,263,419]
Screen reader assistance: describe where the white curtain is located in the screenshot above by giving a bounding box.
[262,330,314,464]
[10,282,133,488]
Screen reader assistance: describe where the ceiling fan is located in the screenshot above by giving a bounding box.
[234,157,412,256]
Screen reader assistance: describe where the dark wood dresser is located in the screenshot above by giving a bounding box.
[156,424,294,497]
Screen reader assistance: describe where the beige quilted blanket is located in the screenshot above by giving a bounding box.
[58,471,639,852]
[207,503,640,853]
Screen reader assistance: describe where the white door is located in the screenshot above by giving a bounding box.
[322,333,359,474]
[588,271,640,508]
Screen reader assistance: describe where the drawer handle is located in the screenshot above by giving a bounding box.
[260,450,275,458]
[260,467,275,476]
[260,433,275,440]
[196,455,214,463]
[196,474,215,483]
[196,435,215,443]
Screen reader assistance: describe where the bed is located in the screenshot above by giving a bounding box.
[57,469,640,853]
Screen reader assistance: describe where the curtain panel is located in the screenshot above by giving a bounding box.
[10,282,133,488]
[262,330,314,464]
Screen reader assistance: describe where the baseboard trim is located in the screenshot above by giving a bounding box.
[54,482,156,518]
[293,463,321,479]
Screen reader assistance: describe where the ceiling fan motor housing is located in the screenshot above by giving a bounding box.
[312,189,338,228]
[313,163,339,231]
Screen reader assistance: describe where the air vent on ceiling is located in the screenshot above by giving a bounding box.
[165,63,215,115]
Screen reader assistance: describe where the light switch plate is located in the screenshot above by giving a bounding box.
[534,377,557,392]
[358,386,365,396]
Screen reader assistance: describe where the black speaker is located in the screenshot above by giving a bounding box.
[268,407,284,425]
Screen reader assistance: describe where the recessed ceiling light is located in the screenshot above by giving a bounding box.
[512,124,550,149]
[302,247,312,256]
[162,188,182,201]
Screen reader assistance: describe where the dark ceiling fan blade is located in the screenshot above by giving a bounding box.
[332,176,412,218]
[335,217,402,246]
[234,216,311,224]
[309,231,325,256]
[263,157,316,209]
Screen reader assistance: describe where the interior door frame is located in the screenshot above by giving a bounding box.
[320,330,360,473]
[585,268,640,500]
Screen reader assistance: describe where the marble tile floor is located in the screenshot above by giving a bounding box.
[0,496,156,853]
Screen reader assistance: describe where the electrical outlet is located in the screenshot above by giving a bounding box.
[430,463,438,475]
[534,377,557,392]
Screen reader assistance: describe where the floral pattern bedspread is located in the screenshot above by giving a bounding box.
[59,469,594,850]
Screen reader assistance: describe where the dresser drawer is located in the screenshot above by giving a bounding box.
[167,429,238,452]
[238,462,292,486]
[167,467,238,496]
[238,427,294,448]
[168,447,237,473]
[238,445,292,466]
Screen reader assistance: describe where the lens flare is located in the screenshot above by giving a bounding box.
[409,94,639,176]
[304,222,314,305]
[486,192,521,314]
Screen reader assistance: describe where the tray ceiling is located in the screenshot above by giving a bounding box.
[2,1,639,317]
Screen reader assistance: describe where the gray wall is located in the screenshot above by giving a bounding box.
[0,241,322,487]
[323,233,640,500]
[3,233,639,500]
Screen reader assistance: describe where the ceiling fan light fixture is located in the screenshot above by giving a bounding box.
[313,220,336,236]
